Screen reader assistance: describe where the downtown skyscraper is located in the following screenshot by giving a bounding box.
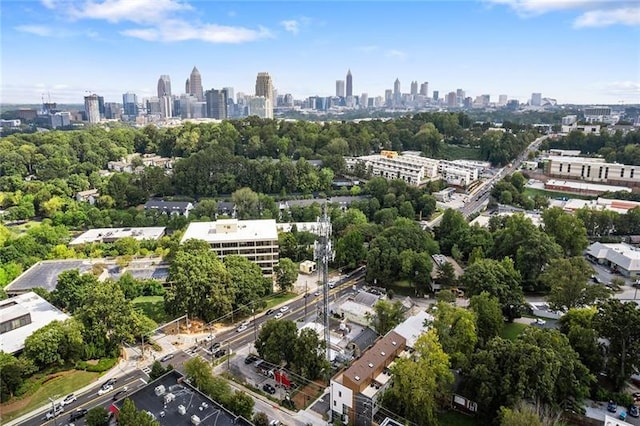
[255,72,274,119]
[346,69,353,98]
[157,75,172,118]
[186,66,204,101]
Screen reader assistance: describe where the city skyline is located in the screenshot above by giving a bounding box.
[1,0,639,105]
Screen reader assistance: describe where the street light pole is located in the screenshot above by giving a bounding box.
[252,308,257,344]
[226,340,230,371]
[48,397,58,426]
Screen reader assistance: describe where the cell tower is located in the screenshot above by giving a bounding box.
[314,202,333,361]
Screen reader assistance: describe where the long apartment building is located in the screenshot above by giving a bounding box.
[345,151,481,187]
[544,156,640,187]
[180,219,279,277]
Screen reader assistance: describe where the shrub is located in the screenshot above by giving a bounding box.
[75,358,118,373]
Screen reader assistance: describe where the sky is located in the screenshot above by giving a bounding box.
[1,0,639,105]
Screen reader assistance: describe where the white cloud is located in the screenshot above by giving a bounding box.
[598,81,640,96]
[386,49,407,59]
[15,24,53,36]
[69,0,192,24]
[280,19,299,34]
[121,21,273,43]
[573,6,640,27]
[485,0,640,27]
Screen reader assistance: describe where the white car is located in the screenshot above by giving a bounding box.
[204,334,215,342]
[61,393,77,405]
[274,312,284,319]
[46,405,64,419]
[98,384,114,395]
[240,320,250,327]
[279,306,289,313]
[236,324,249,333]
[533,318,546,326]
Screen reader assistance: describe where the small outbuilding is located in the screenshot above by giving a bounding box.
[299,260,317,274]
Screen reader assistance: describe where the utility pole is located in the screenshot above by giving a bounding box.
[48,397,58,426]
[304,280,308,318]
[314,202,333,361]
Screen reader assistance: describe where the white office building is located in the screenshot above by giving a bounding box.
[544,156,640,187]
[181,219,279,276]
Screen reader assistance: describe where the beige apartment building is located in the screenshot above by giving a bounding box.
[544,156,640,187]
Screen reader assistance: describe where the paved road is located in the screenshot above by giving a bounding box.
[460,134,549,219]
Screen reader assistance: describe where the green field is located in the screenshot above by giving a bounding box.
[132,295,169,323]
[439,410,480,426]
[440,144,483,161]
[0,370,100,423]
[263,292,298,310]
[500,322,527,341]
[523,187,595,200]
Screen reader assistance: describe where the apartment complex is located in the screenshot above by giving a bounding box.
[543,156,640,187]
[180,219,279,277]
[345,151,481,187]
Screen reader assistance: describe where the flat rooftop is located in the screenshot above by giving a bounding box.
[0,292,69,354]
[181,219,278,244]
[112,370,252,426]
[70,227,166,245]
[545,179,632,193]
[5,258,169,294]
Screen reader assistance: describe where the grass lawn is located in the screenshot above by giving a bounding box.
[439,410,480,426]
[0,369,100,423]
[440,144,482,161]
[500,322,528,341]
[523,187,595,200]
[263,292,298,310]
[132,295,169,323]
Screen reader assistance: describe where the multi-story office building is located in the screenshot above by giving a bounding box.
[544,156,640,187]
[446,91,457,107]
[360,93,368,109]
[393,78,401,105]
[205,89,228,119]
[346,151,439,186]
[84,94,101,123]
[247,96,272,119]
[498,94,508,106]
[336,80,345,98]
[346,69,353,97]
[438,160,480,187]
[410,81,418,96]
[187,66,204,101]
[122,92,138,118]
[531,92,542,106]
[180,219,279,277]
[432,90,439,101]
[419,82,429,97]
[103,102,121,120]
[255,72,274,118]
[157,75,172,98]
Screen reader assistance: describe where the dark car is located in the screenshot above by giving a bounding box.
[160,353,175,362]
[214,349,227,358]
[210,342,221,352]
[69,409,88,421]
[105,377,117,387]
[629,405,639,418]
[245,355,259,365]
[607,400,618,413]
[113,389,128,401]
[262,383,276,394]
[265,309,274,316]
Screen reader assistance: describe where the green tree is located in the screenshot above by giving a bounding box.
[274,258,298,292]
[0,352,35,402]
[224,255,270,310]
[191,199,218,219]
[165,242,233,322]
[470,292,504,348]
[255,319,298,366]
[51,269,99,313]
[366,299,406,335]
[383,330,453,426]
[252,412,269,426]
[435,209,468,255]
[85,406,109,426]
[149,360,167,381]
[278,232,298,260]
[540,257,610,311]
[228,391,255,420]
[594,300,640,390]
[431,301,477,368]
[542,207,589,256]
[435,261,457,288]
[291,328,329,380]
[232,187,260,219]
[499,404,543,426]
[334,230,366,270]
[23,318,84,367]
[460,258,524,313]
[559,308,603,374]
[118,398,160,426]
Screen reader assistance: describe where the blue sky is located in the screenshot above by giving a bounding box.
[1,0,639,105]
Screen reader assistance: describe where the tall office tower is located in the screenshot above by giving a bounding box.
[122,92,138,118]
[384,89,393,106]
[498,94,508,106]
[360,93,368,109]
[255,72,274,118]
[97,96,105,118]
[346,69,353,97]
[420,82,429,96]
[446,91,457,107]
[248,96,272,119]
[223,87,234,102]
[205,89,228,119]
[159,95,173,118]
[103,102,121,120]
[336,80,345,98]
[157,75,172,98]
[393,78,401,105]
[456,88,465,106]
[223,87,235,117]
[530,92,542,106]
[84,94,100,123]
[283,93,293,107]
[433,90,439,101]
[410,81,418,96]
[481,94,491,106]
[188,66,204,101]
[185,79,190,96]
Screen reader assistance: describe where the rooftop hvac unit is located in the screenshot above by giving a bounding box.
[178,405,186,415]
[154,385,166,396]
[163,393,175,404]
[191,414,201,425]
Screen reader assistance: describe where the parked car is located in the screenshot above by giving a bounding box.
[629,405,639,418]
[160,353,175,362]
[46,405,64,419]
[263,383,276,395]
[607,400,618,413]
[533,319,546,326]
[61,393,77,405]
[245,355,259,365]
[98,384,114,396]
[69,408,88,421]
[265,309,274,316]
